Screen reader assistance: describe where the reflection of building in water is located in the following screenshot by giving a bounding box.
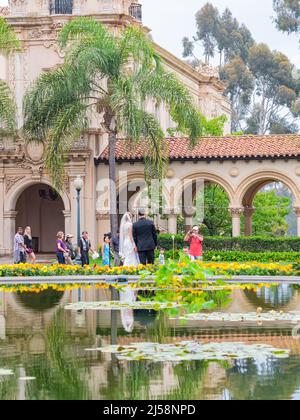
[245,284,296,310]
[2,287,300,399]
[0,291,6,339]
[218,287,300,314]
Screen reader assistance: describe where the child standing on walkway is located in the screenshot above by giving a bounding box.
[102,235,111,266]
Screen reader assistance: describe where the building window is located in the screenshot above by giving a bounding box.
[49,0,73,15]
[129,3,142,22]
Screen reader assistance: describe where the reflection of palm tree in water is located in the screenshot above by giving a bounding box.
[20,309,92,400]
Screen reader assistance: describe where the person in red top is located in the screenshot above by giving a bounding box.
[184,226,204,261]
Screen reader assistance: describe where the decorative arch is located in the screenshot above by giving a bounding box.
[4,177,71,213]
[117,171,172,215]
[236,171,300,207]
[171,172,235,234]
[236,170,300,237]
[4,177,71,253]
[173,172,236,209]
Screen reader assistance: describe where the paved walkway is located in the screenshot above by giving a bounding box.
[0,254,56,265]
[0,275,299,285]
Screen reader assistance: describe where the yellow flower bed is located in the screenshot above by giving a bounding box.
[0,261,295,278]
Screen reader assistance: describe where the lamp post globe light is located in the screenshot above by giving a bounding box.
[74,176,84,265]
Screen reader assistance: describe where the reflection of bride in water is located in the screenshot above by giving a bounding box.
[119,212,140,332]
[119,287,136,333]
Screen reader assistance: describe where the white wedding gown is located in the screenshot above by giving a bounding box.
[120,221,139,267]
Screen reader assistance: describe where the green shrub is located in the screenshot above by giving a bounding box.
[156,249,300,263]
[204,251,300,263]
[157,234,300,252]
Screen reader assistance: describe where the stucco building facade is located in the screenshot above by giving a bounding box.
[1,1,300,256]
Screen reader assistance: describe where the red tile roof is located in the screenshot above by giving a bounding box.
[96,134,300,163]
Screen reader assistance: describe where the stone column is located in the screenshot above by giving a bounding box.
[244,206,255,236]
[0,172,4,255]
[294,207,300,237]
[184,216,193,233]
[167,213,177,235]
[96,212,111,247]
[3,211,18,255]
[0,290,5,340]
[229,207,244,238]
[63,210,72,236]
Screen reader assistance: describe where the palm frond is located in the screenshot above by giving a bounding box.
[0,17,20,54]
[139,67,204,144]
[118,25,162,73]
[110,77,144,140]
[110,78,167,180]
[59,18,121,80]
[46,102,88,189]
[142,111,168,182]
[0,80,16,133]
[23,65,91,141]
[58,17,109,47]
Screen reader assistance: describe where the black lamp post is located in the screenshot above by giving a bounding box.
[74,175,83,265]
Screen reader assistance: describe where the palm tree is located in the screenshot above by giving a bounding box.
[0,17,20,134]
[23,18,210,235]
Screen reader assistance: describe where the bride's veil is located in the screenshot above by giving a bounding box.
[119,212,132,258]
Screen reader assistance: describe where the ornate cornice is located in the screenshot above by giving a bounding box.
[0,7,10,16]
[5,175,24,193]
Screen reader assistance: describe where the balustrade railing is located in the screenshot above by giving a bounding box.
[129,3,142,22]
[49,0,73,15]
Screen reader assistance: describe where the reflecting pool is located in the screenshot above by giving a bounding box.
[1,283,300,400]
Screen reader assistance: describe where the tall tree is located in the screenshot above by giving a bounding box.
[197,183,292,237]
[246,44,299,134]
[183,4,254,67]
[183,3,220,65]
[23,18,211,235]
[195,3,220,64]
[216,9,254,65]
[0,17,20,134]
[202,184,232,236]
[184,4,300,134]
[251,190,291,236]
[220,57,255,132]
[273,0,300,34]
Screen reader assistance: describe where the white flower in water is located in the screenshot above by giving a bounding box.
[173,311,300,323]
[86,341,290,362]
[0,369,13,376]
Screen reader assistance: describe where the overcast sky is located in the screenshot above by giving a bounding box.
[1,0,300,65]
[141,0,300,66]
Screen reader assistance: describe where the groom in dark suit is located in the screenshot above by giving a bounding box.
[133,209,158,265]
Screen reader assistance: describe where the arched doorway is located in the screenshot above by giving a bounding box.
[15,184,65,253]
[242,180,295,237]
[174,175,234,234]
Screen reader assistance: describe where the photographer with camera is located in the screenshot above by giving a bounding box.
[184,226,204,261]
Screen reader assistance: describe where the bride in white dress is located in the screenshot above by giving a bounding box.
[119,212,139,332]
[119,212,139,267]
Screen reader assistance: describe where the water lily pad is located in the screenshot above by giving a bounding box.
[85,341,290,362]
[173,311,300,323]
[65,301,180,311]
